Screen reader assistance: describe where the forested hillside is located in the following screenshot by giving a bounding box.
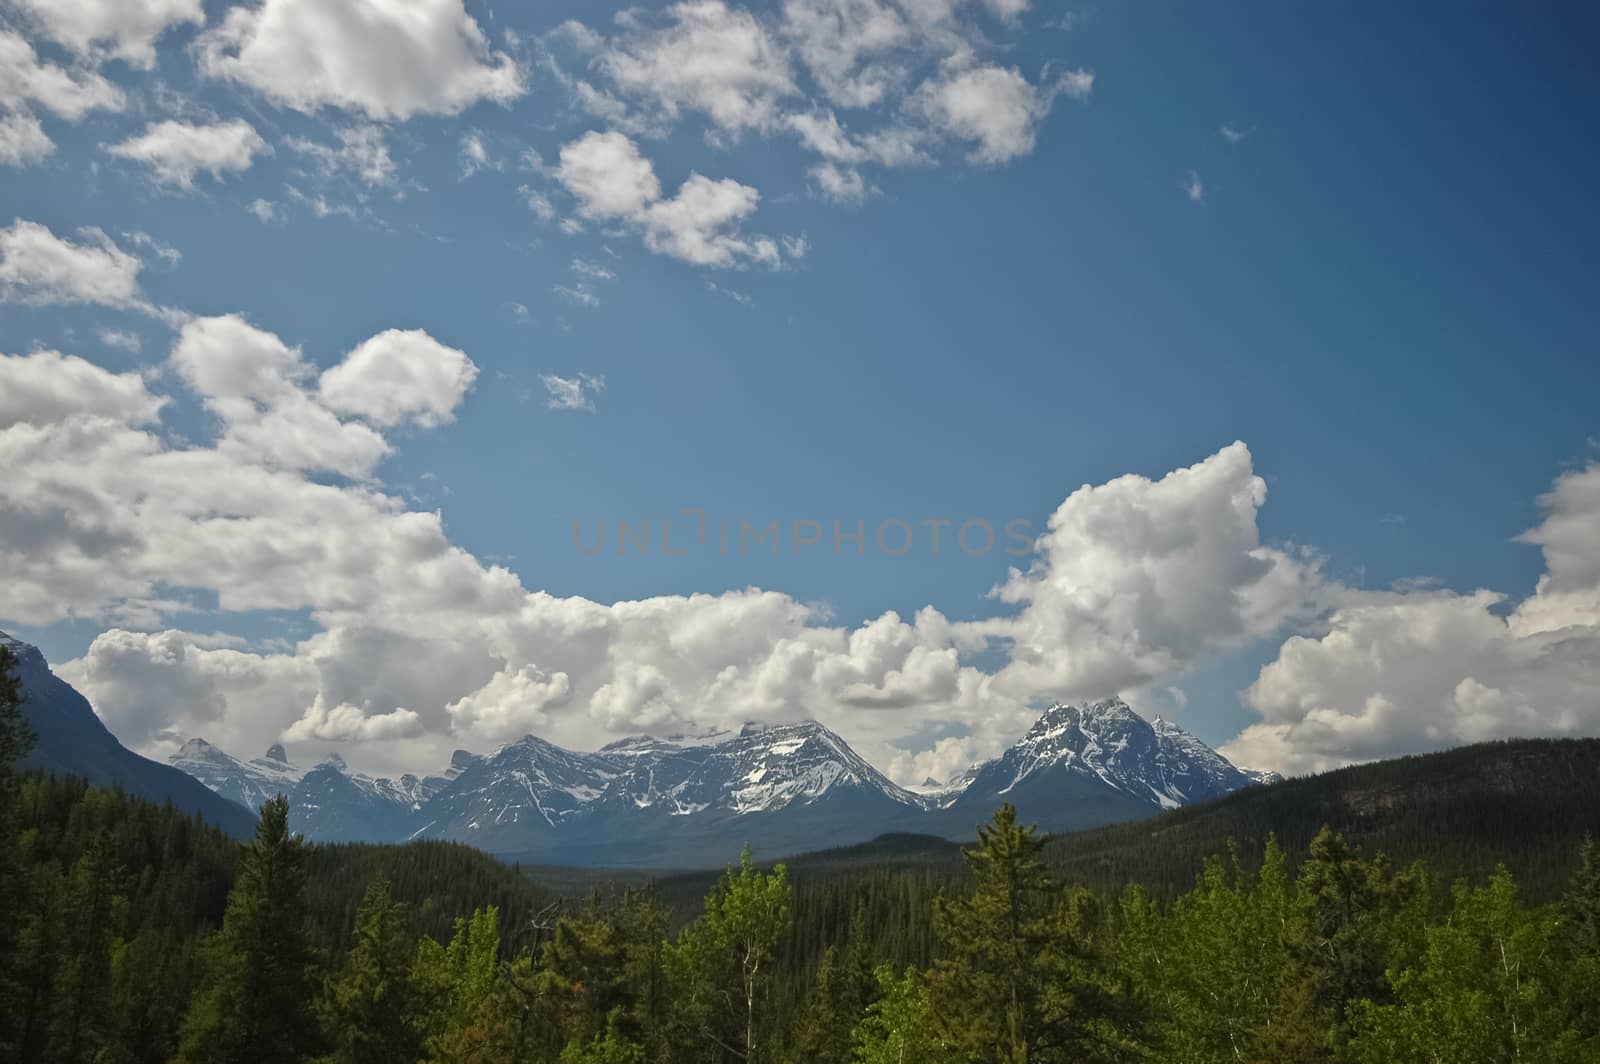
[4,646,1600,1062]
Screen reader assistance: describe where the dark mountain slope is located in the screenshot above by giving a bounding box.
[1041,737,1600,901]
[4,632,257,838]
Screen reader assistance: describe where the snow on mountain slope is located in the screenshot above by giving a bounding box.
[165,699,1274,861]
[169,738,306,812]
[945,698,1269,816]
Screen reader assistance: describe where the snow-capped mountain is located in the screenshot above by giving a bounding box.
[167,740,475,842]
[935,698,1272,835]
[169,739,306,812]
[409,721,925,863]
[166,700,1273,865]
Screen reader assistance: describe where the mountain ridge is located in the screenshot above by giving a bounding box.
[167,695,1274,864]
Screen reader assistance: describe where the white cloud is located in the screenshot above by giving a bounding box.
[283,695,424,742]
[0,349,165,428]
[779,0,914,109]
[286,125,398,187]
[599,0,797,137]
[318,329,479,429]
[98,328,143,352]
[541,372,605,411]
[1183,169,1205,204]
[913,60,1081,164]
[0,29,125,120]
[984,442,1325,701]
[9,0,203,69]
[107,119,271,190]
[29,321,1545,785]
[198,0,524,120]
[446,664,573,741]
[0,109,53,167]
[170,314,392,477]
[247,198,281,224]
[521,186,557,222]
[0,219,145,309]
[459,129,493,177]
[555,131,662,218]
[810,161,869,204]
[555,131,786,268]
[1223,460,1600,775]
[1221,124,1252,144]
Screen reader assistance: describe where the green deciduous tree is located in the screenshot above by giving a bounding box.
[1350,868,1594,1063]
[849,964,958,1064]
[412,905,503,1062]
[667,846,793,1061]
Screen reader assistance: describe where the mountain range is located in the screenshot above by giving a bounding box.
[1,629,1279,866]
[166,697,1279,866]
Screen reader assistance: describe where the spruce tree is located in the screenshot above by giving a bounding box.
[176,794,319,1064]
[316,876,422,1064]
[0,644,35,1059]
[929,803,1143,1064]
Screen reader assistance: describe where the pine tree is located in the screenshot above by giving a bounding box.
[316,876,423,1064]
[0,644,35,1059]
[792,946,859,1063]
[929,803,1143,1064]
[47,832,122,1061]
[175,794,319,1064]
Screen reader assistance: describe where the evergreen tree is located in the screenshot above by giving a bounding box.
[47,831,122,1061]
[0,643,35,1059]
[1561,836,1600,1041]
[316,876,423,1064]
[175,794,319,1064]
[791,946,859,1063]
[929,804,1144,1063]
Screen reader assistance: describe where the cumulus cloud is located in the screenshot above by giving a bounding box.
[197,0,524,120]
[0,29,125,165]
[0,109,53,167]
[284,695,424,742]
[599,0,797,137]
[539,0,1092,258]
[446,665,573,741]
[168,315,477,478]
[318,329,479,429]
[2,334,1325,783]
[1223,460,1600,775]
[8,0,202,69]
[555,131,786,268]
[107,118,271,190]
[0,32,121,119]
[0,219,145,309]
[913,59,1083,164]
[0,349,165,428]
[984,442,1325,701]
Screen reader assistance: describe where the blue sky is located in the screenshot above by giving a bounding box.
[1,0,1597,783]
